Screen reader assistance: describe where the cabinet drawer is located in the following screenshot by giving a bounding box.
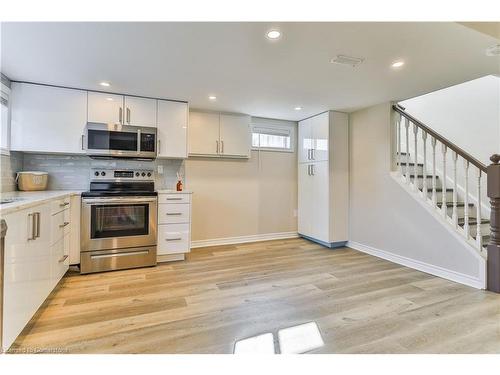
[158,194,191,204]
[51,197,70,215]
[158,223,190,255]
[51,209,70,245]
[158,203,190,224]
[52,237,69,282]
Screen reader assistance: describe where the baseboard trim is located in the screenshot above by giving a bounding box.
[191,232,299,248]
[299,234,347,249]
[347,240,486,289]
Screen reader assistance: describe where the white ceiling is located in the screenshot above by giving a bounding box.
[1,22,498,121]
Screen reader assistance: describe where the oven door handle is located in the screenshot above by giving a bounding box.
[82,197,158,204]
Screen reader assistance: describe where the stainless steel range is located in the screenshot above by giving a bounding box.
[80,169,157,274]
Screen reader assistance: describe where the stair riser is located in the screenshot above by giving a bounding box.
[426,190,454,202]
[400,165,424,175]
[408,176,442,189]
[441,205,476,218]
[465,223,491,237]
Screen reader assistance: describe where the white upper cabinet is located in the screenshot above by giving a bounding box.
[219,113,250,158]
[11,83,87,154]
[188,111,250,158]
[157,100,188,158]
[88,92,157,127]
[188,111,220,156]
[298,117,313,163]
[124,96,157,127]
[87,91,123,125]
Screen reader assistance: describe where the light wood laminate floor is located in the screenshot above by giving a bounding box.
[9,238,500,354]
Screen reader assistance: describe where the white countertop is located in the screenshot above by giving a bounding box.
[157,190,193,194]
[0,190,82,215]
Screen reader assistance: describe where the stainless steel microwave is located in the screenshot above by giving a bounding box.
[84,123,157,159]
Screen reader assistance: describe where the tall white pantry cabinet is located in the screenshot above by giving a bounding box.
[297,111,349,247]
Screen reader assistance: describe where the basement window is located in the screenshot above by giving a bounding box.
[251,124,294,152]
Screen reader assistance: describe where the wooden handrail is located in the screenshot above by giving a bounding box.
[393,104,487,173]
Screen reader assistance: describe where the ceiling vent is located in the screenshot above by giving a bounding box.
[330,55,364,67]
[486,44,500,56]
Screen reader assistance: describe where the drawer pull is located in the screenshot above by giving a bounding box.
[166,212,182,216]
[59,202,70,207]
[166,197,183,201]
[165,237,182,241]
[58,255,69,263]
[59,221,70,228]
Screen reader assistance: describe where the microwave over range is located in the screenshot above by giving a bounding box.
[85,123,157,159]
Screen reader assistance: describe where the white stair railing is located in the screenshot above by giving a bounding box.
[393,104,489,254]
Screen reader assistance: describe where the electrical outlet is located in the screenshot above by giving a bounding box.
[157,165,164,174]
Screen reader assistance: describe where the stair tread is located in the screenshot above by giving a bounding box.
[398,162,423,167]
[436,202,474,208]
[458,218,490,225]
[423,188,453,192]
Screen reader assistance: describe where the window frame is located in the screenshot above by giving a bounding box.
[250,121,295,153]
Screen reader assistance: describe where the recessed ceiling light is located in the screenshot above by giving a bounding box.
[266,30,281,40]
[294,106,302,111]
[391,61,405,68]
[100,81,111,87]
[208,95,217,101]
[106,97,114,101]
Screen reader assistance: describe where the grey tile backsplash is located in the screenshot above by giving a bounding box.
[1,152,24,192]
[3,153,184,191]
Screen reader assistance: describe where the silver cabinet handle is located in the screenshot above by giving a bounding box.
[81,134,85,150]
[158,139,161,154]
[59,221,70,228]
[59,202,70,208]
[119,107,123,123]
[137,129,141,152]
[166,197,183,201]
[216,140,219,154]
[311,164,315,176]
[32,212,40,239]
[307,149,311,160]
[58,255,68,263]
[221,140,224,154]
[311,149,315,160]
[166,212,182,216]
[126,107,131,124]
[165,237,182,241]
[28,213,36,240]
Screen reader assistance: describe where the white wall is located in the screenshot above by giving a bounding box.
[349,102,485,287]
[185,118,298,243]
[400,75,500,165]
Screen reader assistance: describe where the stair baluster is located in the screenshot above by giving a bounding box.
[431,137,437,205]
[405,118,410,185]
[476,169,483,250]
[413,123,418,191]
[452,152,458,227]
[464,160,470,240]
[422,131,428,201]
[441,144,447,218]
[397,113,402,175]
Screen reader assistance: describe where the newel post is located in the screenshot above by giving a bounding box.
[487,154,500,292]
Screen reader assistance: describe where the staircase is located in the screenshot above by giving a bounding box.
[392,105,490,258]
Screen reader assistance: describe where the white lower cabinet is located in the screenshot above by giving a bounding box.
[2,196,72,351]
[157,192,192,261]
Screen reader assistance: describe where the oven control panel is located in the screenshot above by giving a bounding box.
[91,169,154,181]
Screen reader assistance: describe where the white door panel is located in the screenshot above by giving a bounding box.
[87,91,123,124]
[298,118,313,163]
[10,83,87,154]
[188,111,220,156]
[157,100,188,158]
[219,113,250,157]
[312,112,329,162]
[311,161,330,242]
[124,96,157,127]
